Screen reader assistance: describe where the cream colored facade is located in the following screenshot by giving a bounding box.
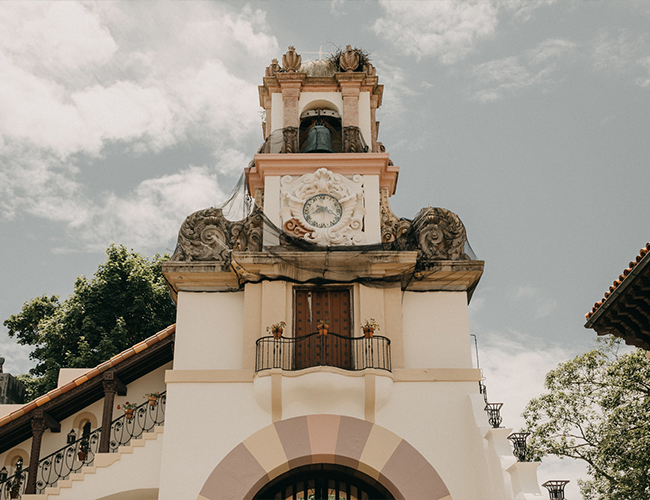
[0,47,544,500]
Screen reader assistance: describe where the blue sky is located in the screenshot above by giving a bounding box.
[1,1,649,495]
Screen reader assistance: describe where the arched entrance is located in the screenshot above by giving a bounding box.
[253,463,393,500]
[197,415,451,500]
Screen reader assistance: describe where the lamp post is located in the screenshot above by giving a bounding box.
[542,480,569,499]
[484,402,503,428]
[507,432,530,462]
[0,466,7,482]
[67,429,77,445]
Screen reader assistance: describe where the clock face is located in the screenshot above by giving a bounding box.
[303,194,343,228]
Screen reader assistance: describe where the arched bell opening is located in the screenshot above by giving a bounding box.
[299,109,342,153]
[253,463,394,500]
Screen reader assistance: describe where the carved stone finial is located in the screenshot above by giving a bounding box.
[339,45,360,72]
[411,207,469,261]
[282,46,302,72]
[365,63,376,76]
[265,58,281,77]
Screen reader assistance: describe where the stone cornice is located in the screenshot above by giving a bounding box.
[247,152,399,194]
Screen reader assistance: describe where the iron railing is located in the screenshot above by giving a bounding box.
[0,461,26,500]
[255,332,391,372]
[109,392,166,451]
[0,392,166,498]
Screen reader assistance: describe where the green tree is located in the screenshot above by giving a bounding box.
[522,339,650,500]
[4,244,176,399]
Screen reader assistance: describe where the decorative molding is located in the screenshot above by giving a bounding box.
[170,207,263,263]
[411,207,469,261]
[281,46,301,72]
[343,126,367,153]
[254,188,264,211]
[280,168,366,246]
[380,188,410,250]
[281,127,298,153]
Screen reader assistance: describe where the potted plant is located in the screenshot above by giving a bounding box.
[77,440,89,462]
[266,321,286,340]
[145,392,161,406]
[317,319,329,336]
[117,401,138,419]
[361,318,379,338]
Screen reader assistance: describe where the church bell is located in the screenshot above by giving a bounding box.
[303,123,334,153]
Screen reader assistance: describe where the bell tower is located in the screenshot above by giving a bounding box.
[248,45,398,247]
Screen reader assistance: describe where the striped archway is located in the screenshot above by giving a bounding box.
[198,414,451,500]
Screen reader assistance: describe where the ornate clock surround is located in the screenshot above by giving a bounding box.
[280,168,366,246]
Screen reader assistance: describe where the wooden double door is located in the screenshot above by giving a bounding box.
[294,288,352,370]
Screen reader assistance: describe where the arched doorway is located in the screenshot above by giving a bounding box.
[253,464,393,500]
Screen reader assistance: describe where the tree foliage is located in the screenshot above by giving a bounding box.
[523,338,650,500]
[4,245,176,399]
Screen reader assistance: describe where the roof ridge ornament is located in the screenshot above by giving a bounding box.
[265,58,280,77]
[282,46,302,72]
[339,45,360,72]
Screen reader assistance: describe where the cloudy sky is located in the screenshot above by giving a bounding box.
[1,1,649,495]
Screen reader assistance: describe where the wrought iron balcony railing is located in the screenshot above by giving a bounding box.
[255,332,391,372]
[0,392,166,498]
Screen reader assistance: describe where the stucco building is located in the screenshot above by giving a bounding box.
[0,46,544,500]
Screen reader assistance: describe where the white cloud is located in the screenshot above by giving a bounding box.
[0,2,278,250]
[373,0,498,64]
[0,2,117,74]
[470,38,575,101]
[591,30,650,88]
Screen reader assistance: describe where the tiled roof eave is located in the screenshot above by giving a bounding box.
[585,243,650,325]
[0,324,176,430]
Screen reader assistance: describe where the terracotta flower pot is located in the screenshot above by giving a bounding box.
[78,451,88,462]
[272,328,283,340]
[148,396,158,407]
[124,409,134,419]
[363,327,375,338]
[318,325,329,336]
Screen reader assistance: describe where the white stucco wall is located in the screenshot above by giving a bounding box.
[174,291,244,370]
[402,291,473,369]
[378,381,499,500]
[158,381,269,500]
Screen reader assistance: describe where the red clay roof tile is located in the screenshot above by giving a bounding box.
[586,243,650,319]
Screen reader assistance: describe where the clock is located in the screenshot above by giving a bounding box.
[303,194,343,228]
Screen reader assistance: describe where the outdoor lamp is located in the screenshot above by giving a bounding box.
[0,466,7,482]
[67,429,77,444]
[484,402,503,428]
[542,480,569,499]
[507,432,530,462]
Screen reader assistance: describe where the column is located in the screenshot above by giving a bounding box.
[25,410,59,494]
[98,371,126,453]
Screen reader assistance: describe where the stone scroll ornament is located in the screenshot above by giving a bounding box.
[170,207,263,264]
[282,46,301,72]
[380,188,411,251]
[280,168,366,246]
[411,207,469,261]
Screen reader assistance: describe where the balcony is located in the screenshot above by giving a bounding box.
[255,332,391,373]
